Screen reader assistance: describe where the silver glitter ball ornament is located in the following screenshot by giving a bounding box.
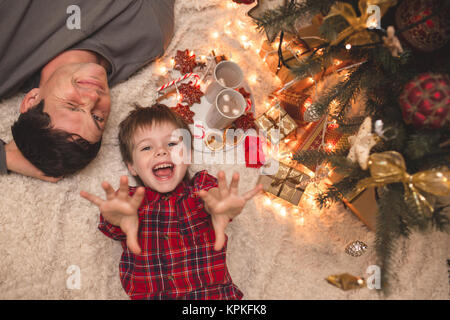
[345,240,368,257]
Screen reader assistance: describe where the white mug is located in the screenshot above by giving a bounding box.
[205,60,244,103]
[205,89,246,129]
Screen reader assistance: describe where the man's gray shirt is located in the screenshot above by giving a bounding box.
[0,0,175,174]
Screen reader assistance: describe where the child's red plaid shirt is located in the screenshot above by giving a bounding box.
[98,170,243,300]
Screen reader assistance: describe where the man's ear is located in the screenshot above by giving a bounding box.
[20,88,41,114]
[127,162,137,176]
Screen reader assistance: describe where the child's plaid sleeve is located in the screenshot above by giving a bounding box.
[98,214,126,241]
[191,170,218,193]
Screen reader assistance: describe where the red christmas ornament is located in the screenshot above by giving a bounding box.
[233,112,256,131]
[174,49,198,74]
[395,0,450,52]
[178,81,204,106]
[232,0,256,4]
[171,103,195,124]
[398,73,450,129]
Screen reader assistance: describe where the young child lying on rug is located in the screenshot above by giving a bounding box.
[80,104,262,300]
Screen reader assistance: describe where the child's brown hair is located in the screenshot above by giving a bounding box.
[118,103,192,166]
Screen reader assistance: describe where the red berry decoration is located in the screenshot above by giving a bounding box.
[174,49,198,74]
[395,0,450,52]
[233,112,256,131]
[178,81,204,106]
[171,103,195,124]
[398,73,450,129]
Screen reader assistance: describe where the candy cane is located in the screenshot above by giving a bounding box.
[246,98,252,112]
[157,73,200,92]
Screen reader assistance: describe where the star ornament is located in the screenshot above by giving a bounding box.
[233,112,256,131]
[347,117,379,170]
[248,0,288,42]
[171,103,195,124]
[178,81,204,106]
[174,49,198,74]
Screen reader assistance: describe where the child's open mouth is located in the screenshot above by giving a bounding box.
[152,162,175,180]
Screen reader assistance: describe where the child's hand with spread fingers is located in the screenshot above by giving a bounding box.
[199,171,263,251]
[80,175,145,255]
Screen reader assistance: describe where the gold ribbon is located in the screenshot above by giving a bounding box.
[265,164,310,204]
[325,0,397,46]
[270,174,307,190]
[354,151,450,215]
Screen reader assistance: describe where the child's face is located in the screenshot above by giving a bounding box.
[127,122,189,193]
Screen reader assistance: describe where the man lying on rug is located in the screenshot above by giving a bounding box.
[0,0,175,182]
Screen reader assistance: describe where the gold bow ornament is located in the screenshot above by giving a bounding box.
[324,0,397,46]
[355,151,450,215]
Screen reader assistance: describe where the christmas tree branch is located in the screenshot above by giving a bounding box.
[253,0,335,39]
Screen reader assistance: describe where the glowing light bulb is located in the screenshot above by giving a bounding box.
[159,65,167,74]
[325,143,335,152]
[237,20,246,29]
[264,198,272,206]
[280,208,287,217]
[211,31,220,39]
[248,74,258,84]
[243,41,253,49]
[345,43,352,50]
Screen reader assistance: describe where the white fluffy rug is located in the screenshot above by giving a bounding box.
[0,0,448,300]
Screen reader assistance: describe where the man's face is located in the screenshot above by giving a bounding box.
[127,122,189,193]
[39,62,111,143]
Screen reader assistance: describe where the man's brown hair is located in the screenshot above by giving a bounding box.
[118,103,192,165]
[11,100,101,178]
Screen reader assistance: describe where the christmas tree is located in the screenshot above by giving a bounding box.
[250,0,450,294]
